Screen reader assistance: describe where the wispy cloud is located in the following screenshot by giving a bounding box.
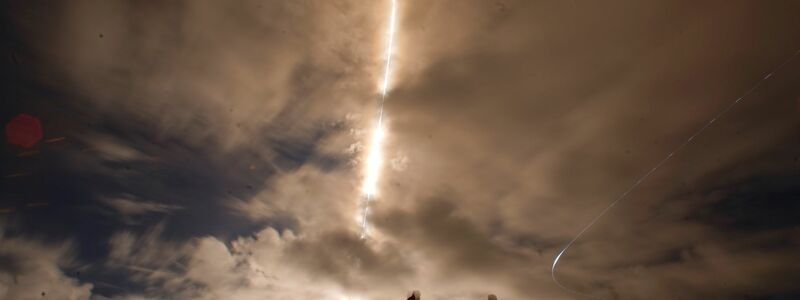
[101,197,182,216]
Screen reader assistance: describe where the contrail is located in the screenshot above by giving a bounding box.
[360,0,398,238]
[551,48,800,298]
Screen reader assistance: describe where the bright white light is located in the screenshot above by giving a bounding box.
[339,294,366,300]
[362,124,385,196]
[380,0,398,96]
[359,0,398,237]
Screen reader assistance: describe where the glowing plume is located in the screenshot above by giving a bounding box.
[360,0,398,237]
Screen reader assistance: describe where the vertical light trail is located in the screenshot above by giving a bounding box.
[551,48,800,298]
[360,0,398,238]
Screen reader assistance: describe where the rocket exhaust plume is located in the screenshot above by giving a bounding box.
[551,49,800,297]
[360,0,398,238]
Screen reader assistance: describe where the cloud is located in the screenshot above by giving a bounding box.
[390,152,409,172]
[84,134,148,162]
[7,0,800,299]
[0,234,92,300]
[101,197,182,216]
[22,0,388,153]
[102,224,417,300]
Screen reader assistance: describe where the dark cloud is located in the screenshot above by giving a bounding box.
[0,235,92,299]
[3,0,800,299]
[378,197,523,275]
[695,174,800,231]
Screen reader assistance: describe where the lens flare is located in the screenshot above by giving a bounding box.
[360,0,398,238]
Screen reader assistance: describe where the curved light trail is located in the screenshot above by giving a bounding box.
[552,48,800,298]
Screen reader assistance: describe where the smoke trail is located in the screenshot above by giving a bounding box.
[360,0,398,238]
[551,48,800,297]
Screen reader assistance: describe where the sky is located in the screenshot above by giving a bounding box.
[2,0,800,299]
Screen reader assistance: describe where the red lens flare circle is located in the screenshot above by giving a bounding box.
[5,113,43,148]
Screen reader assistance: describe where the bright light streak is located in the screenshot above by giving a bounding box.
[360,0,398,238]
[550,48,800,297]
[362,126,385,196]
[381,0,398,97]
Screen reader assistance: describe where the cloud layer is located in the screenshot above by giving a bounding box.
[3,0,800,299]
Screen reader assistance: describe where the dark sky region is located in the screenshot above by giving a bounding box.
[2,1,800,299]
